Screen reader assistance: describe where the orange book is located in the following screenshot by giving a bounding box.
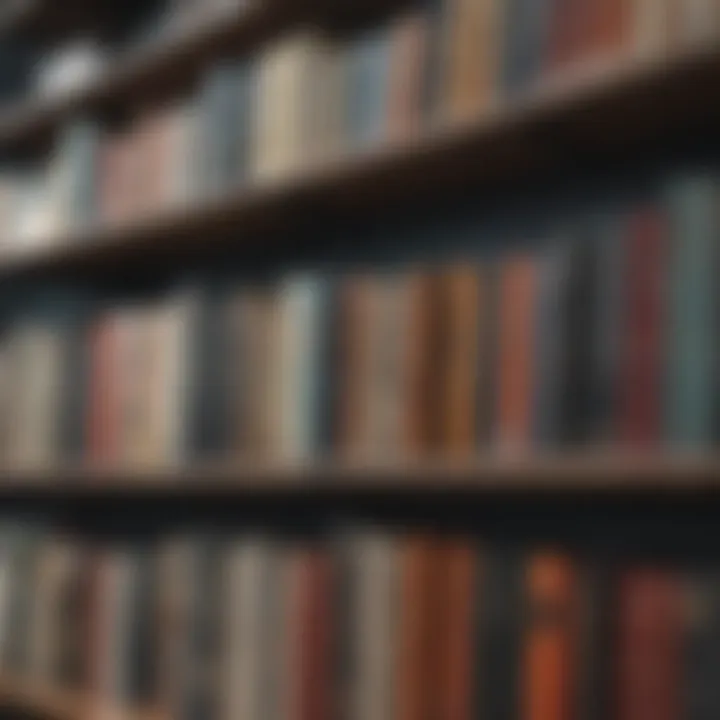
[495,256,537,450]
[521,553,578,720]
[439,266,483,457]
[437,539,477,720]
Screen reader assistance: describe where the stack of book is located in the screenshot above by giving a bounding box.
[0,0,718,254]
[0,522,718,719]
[0,170,717,471]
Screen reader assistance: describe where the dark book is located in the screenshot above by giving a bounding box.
[574,558,613,720]
[474,546,524,720]
[616,569,682,720]
[587,214,625,444]
[683,569,720,720]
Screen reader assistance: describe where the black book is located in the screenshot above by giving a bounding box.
[575,556,613,720]
[474,546,523,720]
[683,569,720,720]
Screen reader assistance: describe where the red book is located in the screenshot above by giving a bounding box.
[437,539,476,720]
[298,550,333,720]
[616,569,682,720]
[617,208,667,446]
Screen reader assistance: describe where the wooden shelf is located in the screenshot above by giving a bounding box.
[3,42,720,281]
[0,675,164,720]
[0,454,718,498]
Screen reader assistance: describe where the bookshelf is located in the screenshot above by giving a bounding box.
[1,40,720,281]
[1,1,720,720]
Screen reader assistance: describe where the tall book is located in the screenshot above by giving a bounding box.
[396,537,439,720]
[665,174,717,446]
[616,569,682,720]
[436,539,476,720]
[438,265,483,456]
[439,0,502,122]
[521,553,578,720]
[346,27,393,150]
[386,9,432,138]
[474,547,523,720]
[503,0,553,95]
[496,255,537,451]
[617,207,667,447]
[273,275,334,464]
[683,569,720,720]
[345,534,397,720]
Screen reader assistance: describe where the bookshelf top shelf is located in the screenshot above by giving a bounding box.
[2,42,720,282]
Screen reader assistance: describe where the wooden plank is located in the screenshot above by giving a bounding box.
[0,454,717,496]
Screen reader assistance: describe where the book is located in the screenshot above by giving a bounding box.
[496,255,537,451]
[521,553,578,720]
[665,174,717,446]
[617,207,667,447]
[616,569,682,720]
[440,0,502,121]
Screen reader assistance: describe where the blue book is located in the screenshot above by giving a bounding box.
[346,27,393,150]
[502,0,552,98]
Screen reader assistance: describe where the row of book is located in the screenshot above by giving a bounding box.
[0,169,718,470]
[0,523,719,720]
[0,0,719,252]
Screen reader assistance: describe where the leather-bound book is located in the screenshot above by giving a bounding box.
[588,0,631,57]
[615,569,682,720]
[496,256,537,451]
[439,266,483,457]
[396,537,439,720]
[521,553,578,720]
[437,538,476,720]
[296,549,334,720]
[617,207,667,447]
[87,315,119,466]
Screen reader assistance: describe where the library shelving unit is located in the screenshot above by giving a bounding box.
[2,1,720,719]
